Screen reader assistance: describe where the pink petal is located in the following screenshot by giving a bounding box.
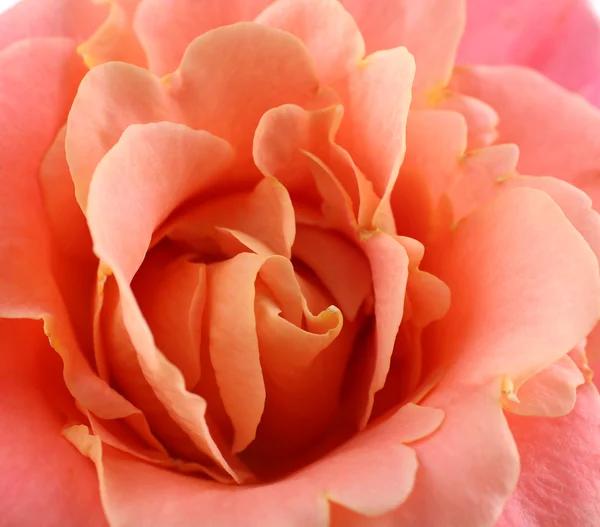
[134,0,273,75]
[340,0,464,94]
[67,403,443,526]
[0,320,107,527]
[0,0,106,51]
[450,65,600,206]
[498,383,600,526]
[458,0,600,106]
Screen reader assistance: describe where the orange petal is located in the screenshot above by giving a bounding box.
[166,178,296,259]
[340,0,465,95]
[134,0,273,75]
[69,403,442,526]
[293,225,372,321]
[132,249,204,389]
[351,232,410,427]
[428,188,600,388]
[256,0,365,85]
[0,0,107,51]
[250,256,348,457]
[77,0,147,68]
[206,253,267,453]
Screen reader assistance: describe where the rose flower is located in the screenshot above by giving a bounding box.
[1,0,600,526]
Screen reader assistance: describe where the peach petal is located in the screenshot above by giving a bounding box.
[87,122,234,279]
[69,403,443,526]
[503,355,585,418]
[132,250,204,389]
[340,0,464,94]
[66,62,176,210]
[498,383,600,526]
[293,225,372,321]
[336,47,415,200]
[0,0,107,51]
[0,320,107,527]
[447,144,520,222]
[450,65,600,206]
[166,178,296,259]
[78,0,147,68]
[390,109,467,241]
[256,0,365,85]
[434,91,499,149]
[165,23,321,174]
[134,0,273,75]
[206,253,267,453]
[428,188,600,388]
[352,232,410,427]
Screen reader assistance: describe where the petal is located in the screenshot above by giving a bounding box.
[458,0,600,106]
[336,46,415,201]
[165,23,321,173]
[339,0,465,94]
[68,23,322,209]
[256,0,365,85]
[498,383,600,527]
[450,65,600,206]
[349,232,410,427]
[383,383,520,527]
[0,0,107,51]
[0,320,107,527]
[293,225,372,321]
[427,188,600,388]
[134,0,273,75]
[69,403,443,526]
[206,253,267,453]
[0,38,87,315]
[502,355,584,418]
[77,0,147,68]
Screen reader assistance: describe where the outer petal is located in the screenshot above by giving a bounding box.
[0,0,107,51]
[0,320,107,527]
[68,403,443,527]
[339,0,465,94]
[498,383,600,526]
[458,0,600,106]
[427,188,600,389]
[450,65,600,206]
[134,0,273,75]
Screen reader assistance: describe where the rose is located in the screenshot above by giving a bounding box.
[1,1,600,527]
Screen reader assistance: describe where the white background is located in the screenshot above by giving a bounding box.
[0,0,600,15]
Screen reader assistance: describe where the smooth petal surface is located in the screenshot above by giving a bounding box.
[498,383,600,527]
[450,65,600,206]
[256,0,365,85]
[340,0,465,94]
[0,0,107,51]
[0,320,107,527]
[458,0,600,106]
[78,0,147,68]
[428,188,600,389]
[134,0,273,75]
[70,403,443,527]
